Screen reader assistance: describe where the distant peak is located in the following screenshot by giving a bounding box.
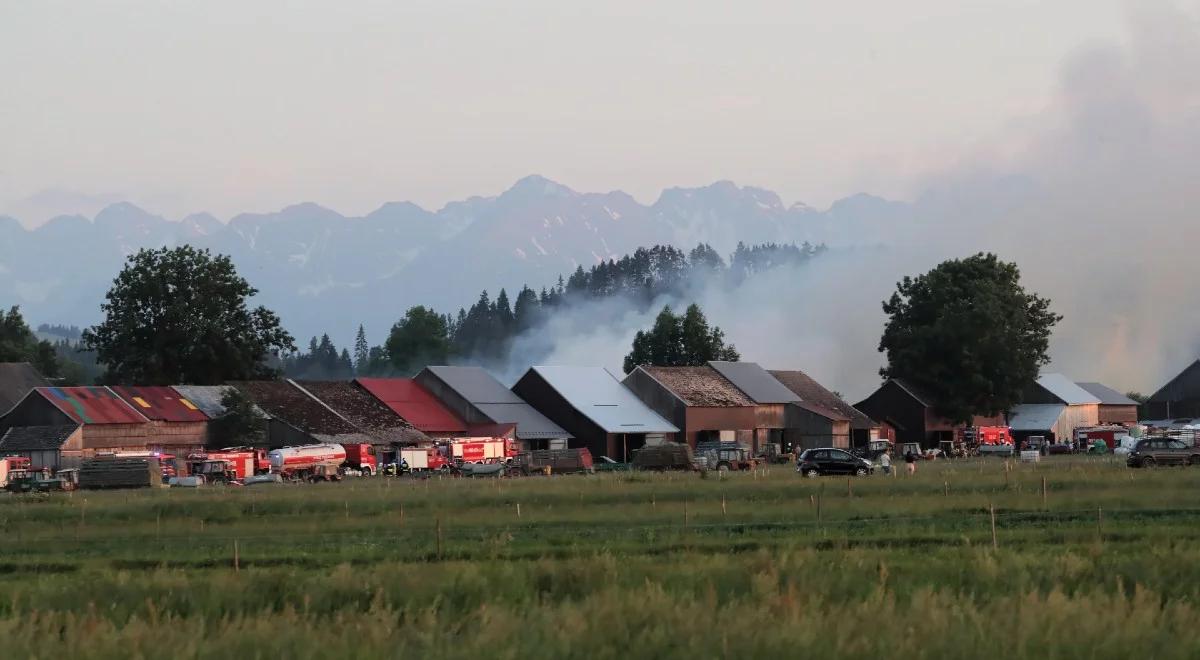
[503,175,575,199]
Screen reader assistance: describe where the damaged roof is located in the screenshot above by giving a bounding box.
[110,385,209,422]
[524,366,678,434]
[233,380,372,443]
[355,378,468,434]
[293,380,429,444]
[770,369,877,429]
[709,361,800,404]
[0,424,78,451]
[420,366,571,440]
[169,385,244,418]
[640,366,754,407]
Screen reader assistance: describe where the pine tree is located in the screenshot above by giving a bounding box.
[353,325,369,374]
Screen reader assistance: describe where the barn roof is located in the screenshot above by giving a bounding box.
[0,362,49,415]
[420,366,570,440]
[1149,360,1200,403]
[0,424,78,451]
[524,366,678,434]
[769,369,865,425]
[640,366,754,407]
[169,385,241,418]
[110,385,209,422]
[355,378,468,434]
[1075,382,1138,406]
[293,380,429,444]
[709,361,800,404]
[233,381,371,443]
[37,386,150,425]
[1037,374,1101,406]
[1009,404,1066,431]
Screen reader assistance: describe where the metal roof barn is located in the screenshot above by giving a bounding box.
[1075,382,1138,406]
[0,362,49,416]
[355,378,468,434]
[111,385,210,422]
[769,369,877,430]
[708,361,800,404]
[1036,374,1101,406]
[39,387,151,425]
[169,385,247,419]
[524,366,678,434]
[1009,404,1067,431]
[416,366,570,442]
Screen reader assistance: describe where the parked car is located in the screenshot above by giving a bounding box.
[1046,443,1074,456]
[1126,438,1200,468]
[796,448,874,477]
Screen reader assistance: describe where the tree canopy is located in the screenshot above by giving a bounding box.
[384,305,452,375]
[878,252,1061,424]
[82,246,295,385]
[0,306,60,378]
[623,304,739,373]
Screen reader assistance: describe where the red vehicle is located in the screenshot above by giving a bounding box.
[0,456,32,486]
[268,443,378,481]
[962,426,1012,446]
[400,446,451,472]
[449,437,519,464]
[187,448,269,481]
[1074,426,1129,450]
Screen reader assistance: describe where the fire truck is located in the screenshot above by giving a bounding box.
[449,437,519,465]
[268,443,378,481]
[186,448,270,483]
[0,456,32,487]
[399,446,451,472]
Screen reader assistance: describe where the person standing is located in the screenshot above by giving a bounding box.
[880,450,892,475]
[904,450,917,476]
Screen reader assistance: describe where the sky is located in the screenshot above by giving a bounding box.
[0,0,1135,225]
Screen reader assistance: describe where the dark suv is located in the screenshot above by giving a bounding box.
[796,448,874,477]
[1126,437,1200,468]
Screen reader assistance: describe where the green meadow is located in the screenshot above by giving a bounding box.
[2,456,1199,659]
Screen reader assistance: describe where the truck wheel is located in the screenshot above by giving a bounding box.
[361,467,373,477]
[1142,457,1155,468]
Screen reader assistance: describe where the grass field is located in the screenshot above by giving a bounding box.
[2,455,1200,658]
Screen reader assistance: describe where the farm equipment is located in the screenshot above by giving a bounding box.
[756,443,795,465]
[632,443,698,471]
[187,459,239,484]
[187,448,267,482]
[514,448,595,475]
[79,456,164,489]
[695,441,758,472]
[0,456,32,488]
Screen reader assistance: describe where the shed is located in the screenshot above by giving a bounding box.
[0,362,49,416]
[770,369,881,448]
[232,381,373,448]
[1075,382,1139,426]
[622,365,757,449]
[414,366,571,449]
[1017,374,1100,441]
[1,386,165,455]
[355,378,469,437]
[708,361,799,451]
[111,385,209,450]
[0,424,81,469]
[1145,360,1200,421]
[855,379,1005,450]
[512,366,678,462]
[1008,404,1069,441]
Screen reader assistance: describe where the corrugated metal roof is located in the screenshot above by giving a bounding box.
[421,366,571,439]
[355,378,468,433]
[294,380,429,445]
[526,366,678,434]
[640,366,754,407]
[0,424,78,451]
[1076,382,1139,406]
[424,366,525,403]
[1009,404,1066,431]
[1037,374,1101,406]
[169,385,240,418]
[110,385,209,422]
[0,362,49,415]
[770,369,874,428]
[39,387,150,425]
[708,361,800,404]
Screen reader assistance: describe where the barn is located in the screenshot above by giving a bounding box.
[769,369,881,448]
[1145,360,1200,421]
[513,366,678,462]
[709,361,809,452]
[292,380,429,464]
[0,424,81,469]
[622,365,757,449]
[0,386,158,455]
[232,381,374,449]
[855,379,1005,450]
[355,378,471,438]
[110,385,209,452]
[1075,382,1139,426]
[1009,374,1100,444]
[414,366,571,450]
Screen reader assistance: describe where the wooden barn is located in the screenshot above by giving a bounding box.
[513,366,678,462]
[855,379,1005,449]
[708,361,803,452]
[110,385,209,451]
[1075,382,1139,426]
[232,381,374,449]
[622,365,757,449]
[770,369,881,449]
[1009,374,1100,444]
[0,386,163,454]
[0,424,81,469]
[1145,360,1200,422]
[292,380,429,464]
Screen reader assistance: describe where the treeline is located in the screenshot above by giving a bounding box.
[0,307,101,384]
[282,241,824,379]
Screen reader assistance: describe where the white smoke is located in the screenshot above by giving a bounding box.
[502,1,1200,399]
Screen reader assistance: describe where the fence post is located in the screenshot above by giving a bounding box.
[436,516,443,560]
[516,502,521,519]
[721,494,727,518]
[847,478,853,498]
[1097,506,1103,543]
[1041,477,1047,510]
[990,503,998,550]
[233,539,240,573]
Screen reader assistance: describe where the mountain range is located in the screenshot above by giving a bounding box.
[0,176,913,346]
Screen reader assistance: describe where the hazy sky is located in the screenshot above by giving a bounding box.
[1,0,1133,223]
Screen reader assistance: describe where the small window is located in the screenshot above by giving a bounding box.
[1169,441,1188,450]
[811,450,831,460]
[830,450,852,460]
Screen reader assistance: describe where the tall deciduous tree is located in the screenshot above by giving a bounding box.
[82,246,295,384]
[623,304,739,373]
[0,305,60,377]
[385,305,451,375]
[878,252,1061,424]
